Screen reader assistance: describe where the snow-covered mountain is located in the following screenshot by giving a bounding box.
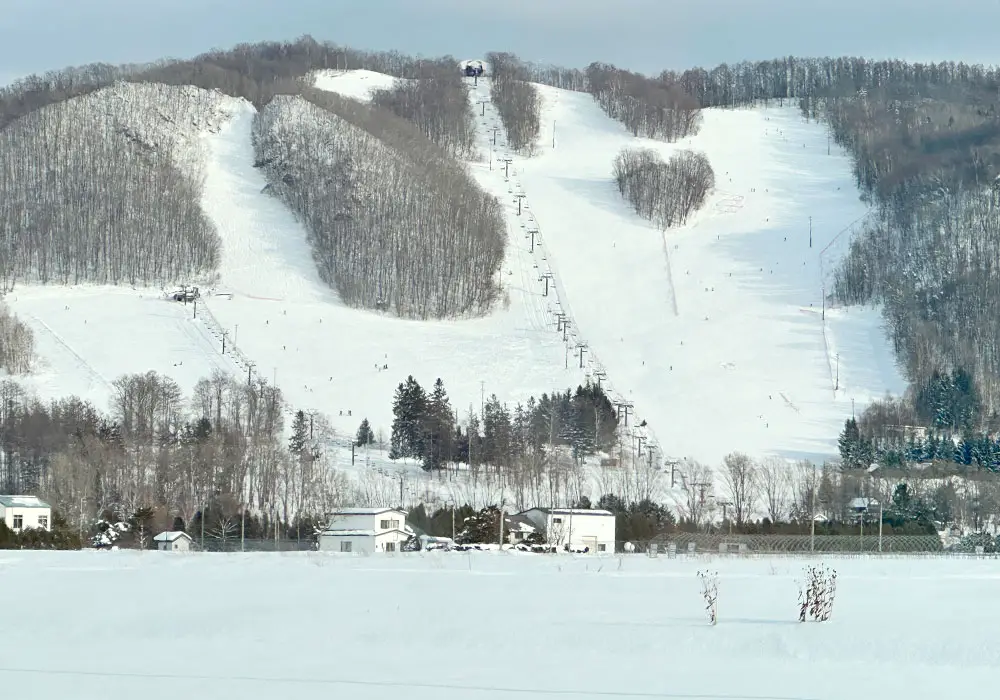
[5,68,903,480]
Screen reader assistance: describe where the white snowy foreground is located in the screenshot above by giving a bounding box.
[0,552,995,699]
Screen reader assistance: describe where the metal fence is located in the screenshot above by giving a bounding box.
[191,538,316,553]
[632,533,954,555]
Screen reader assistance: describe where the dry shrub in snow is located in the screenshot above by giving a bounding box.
[0,83,225,288]
[613,147,715,229]
[253,93,505,319]
[799,564,838,622]
[697,569,719,625]
[0,303,34,374]
[486,52,541,155]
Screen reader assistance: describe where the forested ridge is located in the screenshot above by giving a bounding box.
[253,92,505,318]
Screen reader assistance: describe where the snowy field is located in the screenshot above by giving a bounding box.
[5,69,905,472]
[0,551,995,699]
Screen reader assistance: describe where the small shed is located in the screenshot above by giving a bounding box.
[153,531,194,552]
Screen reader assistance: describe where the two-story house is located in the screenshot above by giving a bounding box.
[319,507,411,553]
[0,495,52,532]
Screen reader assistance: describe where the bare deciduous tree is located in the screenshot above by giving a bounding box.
[721,452,757,527]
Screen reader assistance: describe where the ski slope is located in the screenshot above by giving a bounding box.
[5,70,906,472]
[1,551,996,700]
[174,93,585,442]
[467,78,906,464]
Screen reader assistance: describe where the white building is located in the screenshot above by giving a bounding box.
[153,531,194,551]
[520,508,616,553]
[319,508,411,554]
[0,495,52,532]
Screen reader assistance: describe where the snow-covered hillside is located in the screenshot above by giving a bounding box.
[7,69,906,479]
[463,78,906,464]
[310,69,400,101]
[1,551,995,700]
[8,82,586,459]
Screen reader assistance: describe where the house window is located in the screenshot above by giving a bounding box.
[340,541,352,553]
[515,532,524,540]
[390,519,399,528]
[12,515,22,529]
[380,519,390,529]
[598,544,606,552]
[553,517,562,524]
[385,542,395,552]
[38,516,48,529]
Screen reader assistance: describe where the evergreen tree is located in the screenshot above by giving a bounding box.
[289,410,309,456]
[422,378,455,470]
[355,417,375,447]
[389,376,427,460]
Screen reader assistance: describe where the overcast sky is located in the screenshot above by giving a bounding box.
[1,0,998,85]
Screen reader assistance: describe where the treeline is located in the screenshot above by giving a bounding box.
[0,83,223,288]
[0,370,350,545]
[0,302,34,374]
[385,375,619,472]
[370,69,476,158]
[486,52,541,154]
[612,147,715,228]
[586,63,702,142]
[0,35,467,126]
[253,92,505,318]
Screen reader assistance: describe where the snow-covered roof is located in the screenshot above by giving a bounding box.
[0,495,50,509]
[524,508,614,517]
[320,529,376,537]
[152,531,192,542]
[505,514,537,532]
[328,508,406,516]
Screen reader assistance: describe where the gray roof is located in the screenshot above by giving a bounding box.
[523,507,614,517]
[320,529,376,537]
[0,495,50,509]
[327,507,407,516]
[153,531,192,542]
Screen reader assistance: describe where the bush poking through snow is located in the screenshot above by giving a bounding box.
[697,569,719,625]
[799,564,838,622]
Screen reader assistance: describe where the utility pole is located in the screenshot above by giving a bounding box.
[221,330,228,354]
[576,343,588,368]
[247,361,254,387]
[552,119,556,149]
[835,353,840,391]
[514,193,527,216]
[192,299,197,319]
[809,216,813,249]
[539,271,552,295]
